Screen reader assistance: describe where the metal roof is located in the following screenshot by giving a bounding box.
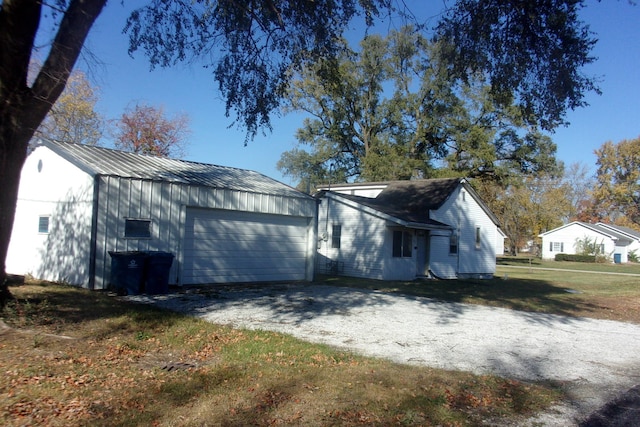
[40,140,309,199]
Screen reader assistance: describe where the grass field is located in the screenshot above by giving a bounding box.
[2,262,638,426]
[320,259,640,324]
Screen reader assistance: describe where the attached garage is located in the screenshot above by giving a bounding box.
[7,140,318,290]
[183,208,312,284]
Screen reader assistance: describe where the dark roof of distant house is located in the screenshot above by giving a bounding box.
[317,178,499,228]
[598,223,640,240]
[38,139,309,199]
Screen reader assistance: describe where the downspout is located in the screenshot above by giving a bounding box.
[88,174,100,290]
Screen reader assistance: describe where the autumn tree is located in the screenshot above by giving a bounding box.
[478,173,572,255]
[278,27,561,186]
[114,103,190,157]
[591,137,640,227]
[35,69,104,146]
[0,0,606,303]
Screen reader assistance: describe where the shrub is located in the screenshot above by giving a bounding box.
[554,253,596,263]
[629,250,639,263]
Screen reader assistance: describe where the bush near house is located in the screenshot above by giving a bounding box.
[555,253,596,263]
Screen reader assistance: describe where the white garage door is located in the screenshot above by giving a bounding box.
[182,208,310,284]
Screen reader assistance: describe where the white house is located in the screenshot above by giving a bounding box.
[6,140,317,289]
[539,221,640,263]
[315,178,501,280]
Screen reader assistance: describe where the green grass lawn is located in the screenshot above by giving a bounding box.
[497,256,640,274]
[319,260,640,323]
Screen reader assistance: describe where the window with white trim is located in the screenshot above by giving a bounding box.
[331,224,342,249]
[449,232,458,254]
[38,216,50,234]
[475,227,481,249]
[392,230,412,258]
[550,242,564,252]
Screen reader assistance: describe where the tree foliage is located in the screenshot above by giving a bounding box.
[124,0,393,139]
[435,0,599,131]
[114,103,190,157]
[278,27,561,188]
[475,172,572,254]
[35,69,104,146]
[591,136,640,226]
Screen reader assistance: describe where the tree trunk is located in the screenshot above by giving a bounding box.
[0,121,32,306]
[0,0,106,306]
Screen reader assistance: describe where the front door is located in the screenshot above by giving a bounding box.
[415,231,429,277]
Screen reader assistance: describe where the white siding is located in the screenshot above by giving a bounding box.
[430,186,497,279]
[7,146,94,285]
[540,223,616,260]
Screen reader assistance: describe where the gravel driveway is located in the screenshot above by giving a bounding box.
[127,283,640,426]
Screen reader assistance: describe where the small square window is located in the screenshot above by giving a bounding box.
[125,219,152,238]
[38,216,50,234]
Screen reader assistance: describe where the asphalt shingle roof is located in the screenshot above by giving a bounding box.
[323,178,463,226]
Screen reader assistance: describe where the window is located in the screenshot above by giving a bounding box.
[475,227,481,249]
[449,232,458,254]
[550,242,564,252]
[125,219,152,238]
[38,216,50,234]
[392,230,412,258]
[331,224,341,249]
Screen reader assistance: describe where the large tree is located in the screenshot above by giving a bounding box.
[0,0,602,303]
[591,137,640,227]
[278,27,561,187]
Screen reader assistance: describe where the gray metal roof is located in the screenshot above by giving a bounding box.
[40,140,310,199]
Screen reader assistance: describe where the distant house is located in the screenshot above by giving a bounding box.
[539,221,640,263]
[7,140,317,289]
[315,178,501,280]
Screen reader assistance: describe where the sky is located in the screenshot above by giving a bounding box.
[76,0,640,186]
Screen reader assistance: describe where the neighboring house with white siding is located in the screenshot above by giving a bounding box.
[539,221,640,263]
[6,140,317,289]
[315,178,501,280]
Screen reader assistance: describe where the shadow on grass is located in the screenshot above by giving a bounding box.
[317,274,602,322]
[3,281,185,339]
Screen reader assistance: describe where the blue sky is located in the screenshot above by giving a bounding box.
[80,0,639,186]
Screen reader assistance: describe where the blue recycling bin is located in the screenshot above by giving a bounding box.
[109,251,148,295]
[145,252,174,294]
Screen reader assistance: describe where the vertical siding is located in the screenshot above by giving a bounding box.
[94,177,315,289]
